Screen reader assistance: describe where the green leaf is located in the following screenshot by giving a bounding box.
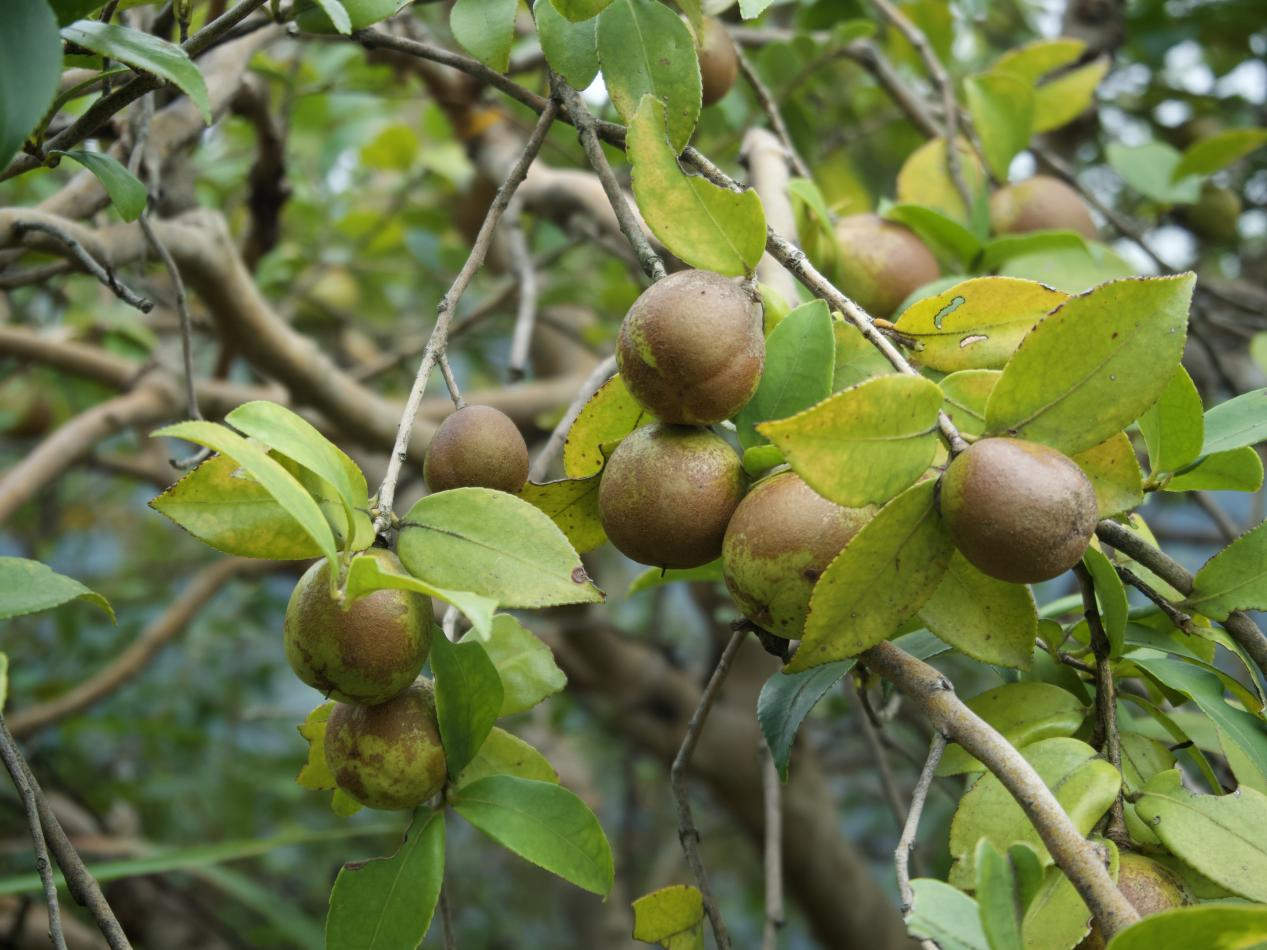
[61,21,211,123]
[884,204,983,269]
[627,95,765,276]
[1199,387,1267,456]
[1164,447,1263,493]
[0,557,114,623]
[470,615,567,717]
[997,240,1136,294]
[1021,845,1119,950]
[965,71,1034,181]
[452,775,613,895]
[451,0,518,72]
[308,0,352,34]
[1131,659,1267,790]
[534,0,599,88]
[343,550,496,639]
[296,702,337,791]
[757,375,943,508]
[632,885,704,949]
[974,840,1025,950]
[627,560,723,596]
[1081,546,1127,657]
[905,879,989,950]
[896,137,988,227]
[756,660,854,780]
[518,476,605,555]
[1123,625,1261,717]
[599,0,700,152]
[734,300,835,450]
[894,276,1068,373]
[1105,904,1267,950]
[295,0,404,32]
[1032,57,1108,133]
[430,632,503,779]
[48,0,107,26]
[920,552,1038,671]
[455,727,559,789]
[940,369,1000,438]
[152,421,339,568]
[1072,432,1143,518]
[977,230,1090,272]
[984,274,1194,455]
[1138,367,1204,475]
[791,479,953,671]
[325,809,445,950]
[993,38,1085,84]
[226,401,368,543]
[1107,142,1202,205]
[938,683,1085,775]
[742,443,784,477]
[1135,771,1267,902]
[833,319,895,391]
[562,374,651,479]
[1173,128,1267,181]
[0,653,7,715]
[52,149,146,220]
[0,0,61,171]
[1186,518,1267,619]
[738,0,774,18]
[151,453,366,561]
[948,738,1120,886]
[397,488,603,608]
[549,0,613,22]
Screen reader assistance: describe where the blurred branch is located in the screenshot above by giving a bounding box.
[853,678,909,831]
[503,198,539,383]
[9,219,152,312]
[734,49,810,181]
[758,736,783,950]
[529,354,616,483]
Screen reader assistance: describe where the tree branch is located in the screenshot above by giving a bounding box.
[758,735,783,950]
[895,733,945,916]
[9,219,152,312]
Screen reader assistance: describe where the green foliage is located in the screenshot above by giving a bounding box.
[975,840,1044,950]
[1021,843,1119,950]
[52,149,147,220]
[325,810,445,950]
[1139,367,1205,476]
[451,0,518,72]
[905,878,989,950]
[0,0,61,170]
[344,552,496,639]
[1173,128,1267,180]
[632,884,704,949]
[1187,519,1267,619]
[431,632,503,779]
[455,728,559,788]
[937,683,1085,775]
[549,0,614,23]
[451,775,614,896]
[964,72,1033,181]
[1081,546,1127,656]
[534,0,599,89]
[469,615,568,717]
[627,96,766,276]
[757,660,854,780]
[919,552,1038,670]
[0,557,113,622]
[1105,904,1267,950]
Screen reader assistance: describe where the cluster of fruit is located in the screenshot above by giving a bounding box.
[599,264,1101,643]
[282,407,530,811]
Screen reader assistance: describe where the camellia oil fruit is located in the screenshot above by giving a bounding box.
[424,404,529,494]
[831,214,940,319]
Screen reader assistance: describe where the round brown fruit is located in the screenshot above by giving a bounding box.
[722,471,874,638]
[937,438,1098,584]
[324,682,447,810]
[698,18,739,107]
[989,175,1097,239]
[616,270,764,425]
[598,423,744,569]
[1075,853,1191,949]
[831,214,940,319]
[424,404,529,494]
[284,547,433,706]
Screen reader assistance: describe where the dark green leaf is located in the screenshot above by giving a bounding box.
[534,0,599,88]
[0,557,113,623]
[53,149,147,220]
[756,660,854,780]
[0,0,62,170]
[430,632,503,778]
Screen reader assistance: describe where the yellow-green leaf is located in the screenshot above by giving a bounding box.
[938,682,1085,775]
[1138,367,1204,476]
[632,884,704,949]
[993,38,1085,84]
[940,369,1000,438]
[563,374,652,479]
[1073,432,1143,518]
[518,476,606,554]
[920,552,1039,672]
[344,549,496,639]
[296,702,337,791]
[1173,128,1267,181]
[455,727,560,789]
[896,137,988,226]
[965,71,1034,181]
[1106,904,1267,950]
[1033,57,1108,133]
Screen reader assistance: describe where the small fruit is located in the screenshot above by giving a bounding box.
[324,682,447,810]
[697,18,739,107]
[616,270,764,425]
[424,404,529,494]
[1182,182,1242,243]
[284,547,433,705]
[1075,853,1191,949]
[937,438,1098,584]
[722,471,874,638]
[831,214,940,319]
[599,424,744,568]
[989,175,1097,239]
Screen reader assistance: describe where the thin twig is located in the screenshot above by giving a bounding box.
[1115,564,1199,636]
[0,715,67,950]
[437,354,464,410]
[1193,491,1240,542]
[438,883,456,950]
[10,221,152,312]
[373,98,559,531]
[671,628,748,950]
[758,735,783,950]
[870,0,976,209]
[550,76,666,282]
[895,733,945,914]
[1074,563,1128,844]
[527,354,616,483]
[734,48,811,180]
[854,679,909,831]
[503,198,538,382]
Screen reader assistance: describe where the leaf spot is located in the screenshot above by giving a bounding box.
[932,295,966,330]
[959,334,988,349]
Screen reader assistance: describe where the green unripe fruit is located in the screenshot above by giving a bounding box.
[284,548,433,705]
[616,270,764,425]
[599,424,744,568]
[1183,182,1242,243]
[831,214,940,319]
[722,471,874,638]
[698,18,739,107]
[989,175,1097,239]
[938,438,1098,584]
[324,682,447,810]
[1075,853,1191,950]
[424,405,529,494]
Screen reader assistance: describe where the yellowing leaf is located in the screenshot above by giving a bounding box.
[296,702,337,791]
[1033,56,1108,133]
[562,373,651,479]
[896,137,988,226]
[518,476,606,554]
[758,374,943,508]
[920,552,1039,672]
[984,274,1194,455]
[965,71,1034,180]
[894,276,1067,372]
[792,479,953,670]
[627,96,766,276]
[1072,431,1143,518]
[632,885,704,949]
[993,38,1085,84]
